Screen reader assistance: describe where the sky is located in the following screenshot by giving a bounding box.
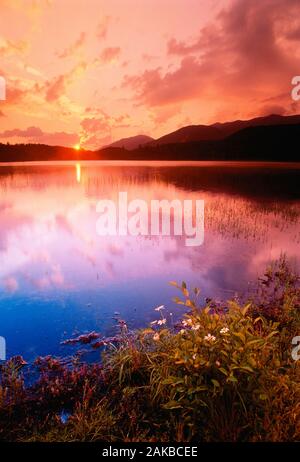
[0,0,299,149]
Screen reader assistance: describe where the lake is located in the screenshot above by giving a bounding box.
[1,161,300,362]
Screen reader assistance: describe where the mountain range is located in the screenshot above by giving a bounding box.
[105,114,300,148]
[1,114,300,162]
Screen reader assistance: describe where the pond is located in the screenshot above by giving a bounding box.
[0,161,299,361]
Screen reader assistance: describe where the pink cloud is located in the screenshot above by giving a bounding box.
[96,16,111,40]
[45,62,87,102]
[98,46,121,64]
[57,32,86,59]
[124,0,300,117]
[0,126,79,147]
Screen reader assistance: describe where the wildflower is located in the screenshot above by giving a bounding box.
[182,318,193,327]
[157,318,167,325]
[150,320,158,325]
[215,360,221,367]
[119,320,127,330]
[179,329,185,335]
[192,353,197,360]
[191,324,201,331]
[220,327,229,334]
[154,305,165,311]
[153,333,160,341]
[204,333,216,343]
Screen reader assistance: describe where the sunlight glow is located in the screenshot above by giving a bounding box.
[76,163,81,183]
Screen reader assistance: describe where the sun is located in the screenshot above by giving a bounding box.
[73,144,81,151]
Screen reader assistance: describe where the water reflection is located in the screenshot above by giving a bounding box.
[0,161,299,360]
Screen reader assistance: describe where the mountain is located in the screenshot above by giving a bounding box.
[213,113,300,137]
[150,125,223,145]
[104,135,153,150]
[150,114,300,145]
[1,114,300,162]
[98,123,300,162]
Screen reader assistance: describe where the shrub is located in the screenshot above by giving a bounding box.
[0,260,299,442]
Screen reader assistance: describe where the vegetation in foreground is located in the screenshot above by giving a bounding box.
[0,257,299,442]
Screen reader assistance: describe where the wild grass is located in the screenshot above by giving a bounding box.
[0,257,299,442]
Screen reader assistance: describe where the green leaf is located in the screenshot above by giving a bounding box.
[242,303,251,316]
[232,332,246,343]
[219,367,228,376]
[239,366,254,373]
[163,400,183,410]
[211,379,220,388]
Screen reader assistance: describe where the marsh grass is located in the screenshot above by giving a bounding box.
[0,257,299,442]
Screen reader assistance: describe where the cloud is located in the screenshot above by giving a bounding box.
[123,0,300,116]
[148,105,181,127]
[0,37,28,56]
[97,47,121,64]
[57,32,86,59]
[96,16,111,40]
[45,61,87,102]
[123,57,211,106]
[258,104,288,116]
[79,108,131,149]
[0,126,79,147]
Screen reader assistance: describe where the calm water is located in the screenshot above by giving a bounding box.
[1,161,300,361]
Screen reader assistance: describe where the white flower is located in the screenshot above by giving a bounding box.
[179,329,185,335]
[191,324,201,331]
[153,333,160,341]
[204,333,216,343]
[157,318,167,326]
[154,305,165,312]
[192,353,197,360]
[150,320,158,325]
[220,327,229,334]
[182,319,193,327]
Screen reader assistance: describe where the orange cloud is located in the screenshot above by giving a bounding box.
[124,0,300,118]
[0,126,79,147]
[57,32,86,59]
[98,46,121,64]
[96,16,111,40]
